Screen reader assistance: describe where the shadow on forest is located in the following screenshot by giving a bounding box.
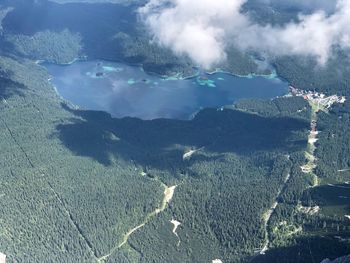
[302,184,350,215]
[0,37,17,57]
[0,70,26,99]
[2,0,138,57]
[1,0,188,74]
[2,0,137,36]
[251,235,350,263]
[55,103,309,167]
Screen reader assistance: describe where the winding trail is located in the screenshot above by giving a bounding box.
[259,100,323,256]
[1,101,179,263]
[98,182,178,262]
[259,170,291,255]
[300,102,320,187]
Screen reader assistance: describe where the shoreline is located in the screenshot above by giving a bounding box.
[38,56,285,83]
[40,57,290,122]
[206,68,279,81]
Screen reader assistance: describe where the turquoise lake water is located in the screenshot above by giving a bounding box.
[44,61,288,120]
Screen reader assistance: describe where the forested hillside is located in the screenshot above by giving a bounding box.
[0,0,268,77]
[6,29,82,63]
[0,0,349,262]
[0,51,316,262]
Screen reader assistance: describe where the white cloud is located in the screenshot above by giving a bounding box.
[254,0,336,12]
[139,0,350,69]
[139,0,248,68]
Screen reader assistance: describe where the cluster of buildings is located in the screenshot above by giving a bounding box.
[289,86,346,109]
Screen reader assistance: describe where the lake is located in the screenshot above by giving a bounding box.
[44,60,288,120]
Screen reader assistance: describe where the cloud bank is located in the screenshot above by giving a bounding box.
[139,0,350,69]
